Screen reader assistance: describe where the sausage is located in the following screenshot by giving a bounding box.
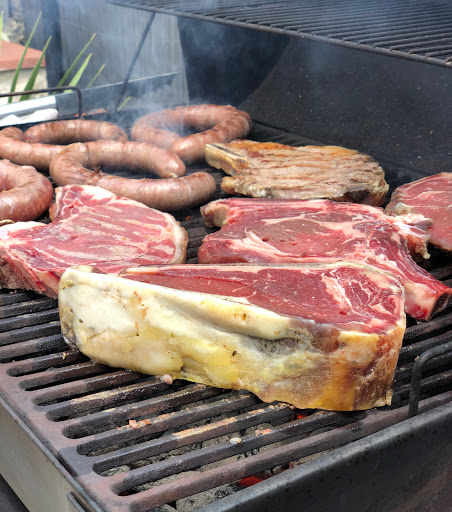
[131,104,252,164]
[50,141,216,211]
[50,140,185,180]
[0,159,53,221]
[0,120,128,170]
[24,119,128,144]
[0,126,61,170]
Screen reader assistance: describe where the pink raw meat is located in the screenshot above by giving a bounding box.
[198,198,451,321]
[0,185,187,297]
[386,172,452,253]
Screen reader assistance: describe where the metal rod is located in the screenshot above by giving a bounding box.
[114,12,157,111]
[408,340,452,417]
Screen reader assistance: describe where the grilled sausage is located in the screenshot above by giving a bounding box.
[25,119,128,144]
[0,159,53,221]
[132,104,252,164]
[0,126,61,170]
[0,120,128,170]
[50,140,185,180]
[50,141,216,211]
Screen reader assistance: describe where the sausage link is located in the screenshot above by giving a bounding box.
[0,120,128,170]
[132,104,252,163]
[0,126,61,169]
[24,119,128,144]
[0,159,53,221]
[50,140,185,180]
[50,142,215,211]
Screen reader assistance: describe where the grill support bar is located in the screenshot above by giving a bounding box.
[408,339,452,417]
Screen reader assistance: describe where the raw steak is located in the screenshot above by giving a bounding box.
[199,198,451,321]
[205,140,389,206]
[59,262,406,411]
[386,172,452,253]
[0,185,187,298]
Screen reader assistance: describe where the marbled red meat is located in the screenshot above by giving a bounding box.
[61,262,406,410]
[386,172,452,253]
[0,185,187,297]
[121,263,403,335]
[199,198,451,321]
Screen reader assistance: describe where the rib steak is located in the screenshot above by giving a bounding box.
[0,185,187,298]
[59,262,406,411]
[199,198,451,321]
[386,172,452,253]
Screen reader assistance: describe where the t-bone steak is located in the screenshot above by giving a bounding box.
[59,262,406,411]
[385,172,452,253]
[205,140,389,206]
[0,185,187,298]
[199,198,451,321]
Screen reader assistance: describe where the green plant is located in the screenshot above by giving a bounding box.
[5,12,105,102]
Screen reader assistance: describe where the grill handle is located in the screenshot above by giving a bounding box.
[408,339,452,417]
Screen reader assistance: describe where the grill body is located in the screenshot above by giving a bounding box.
[1,1,452,511]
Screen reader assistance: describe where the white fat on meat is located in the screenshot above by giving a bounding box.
[59,264,406,411]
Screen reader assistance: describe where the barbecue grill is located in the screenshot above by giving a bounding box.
[0,1,451,511]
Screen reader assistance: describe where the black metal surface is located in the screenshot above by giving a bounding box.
[0,121,450,512]
[108,0,452,68]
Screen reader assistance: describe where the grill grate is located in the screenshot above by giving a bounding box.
[0,122,451,511]
[108,0,452,68]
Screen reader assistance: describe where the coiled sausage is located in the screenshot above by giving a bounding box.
[0,159,53,221]
[0,120,128,170]
[50,141,216,211]
[132,104,252,164]
[24,119,128,144]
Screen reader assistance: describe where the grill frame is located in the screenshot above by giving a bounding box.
[1,2,452,505]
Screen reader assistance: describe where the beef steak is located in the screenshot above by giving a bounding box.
[199,198,451,321]
[59,262,406,411]
[205,140,389,206]
[386,172,452,253]
[0,185,187,298]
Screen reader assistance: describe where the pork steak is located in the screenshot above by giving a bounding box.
[59,262,406,411]
[0,185,187,298]
[205,140,389,206]
[199,198,451,321]
[385,172,452,253]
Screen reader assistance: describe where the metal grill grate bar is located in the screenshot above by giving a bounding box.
[92,402,295,474]
[61,383,220,437]
[112,394,451,511]
[109,410,345,494]
[76,392,259,455]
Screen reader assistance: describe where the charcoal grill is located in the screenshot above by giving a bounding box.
[1,1,452,511]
